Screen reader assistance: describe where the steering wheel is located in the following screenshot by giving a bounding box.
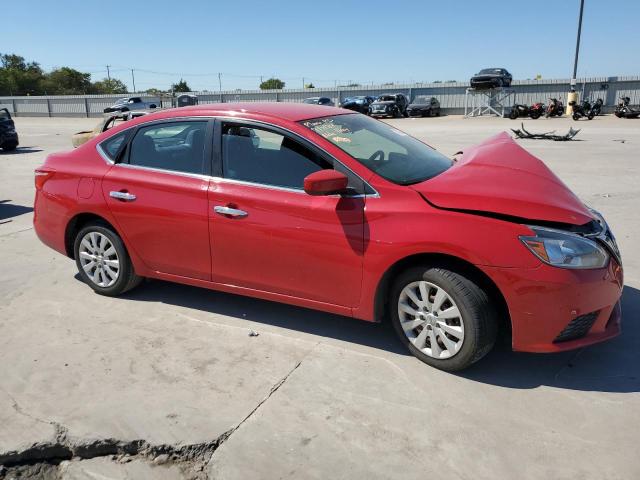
[368,150,384,162]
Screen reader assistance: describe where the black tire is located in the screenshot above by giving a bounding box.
[572,113,580,121]
[509,109,519,120]
[529,110,541,120]
[149,104,157,109]
[74,222,142,296]
[588,112,594,120]
[1,142,18,151]
[390,266,497,371]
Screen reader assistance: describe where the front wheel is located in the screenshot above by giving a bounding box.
[572,113,580,121]
[74,222,142,296]
[390,266,497,371]
[509,109,519,120]
[529,111,541,120]
[588,112,595,120]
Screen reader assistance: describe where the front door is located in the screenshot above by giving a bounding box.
[103,119,212,280]
[209,122,366,307]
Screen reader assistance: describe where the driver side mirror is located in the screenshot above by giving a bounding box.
[304,170,349,196]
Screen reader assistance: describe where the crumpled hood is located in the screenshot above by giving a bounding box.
[410,132,593,225]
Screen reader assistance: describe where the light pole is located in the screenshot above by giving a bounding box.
[567,0,585,114]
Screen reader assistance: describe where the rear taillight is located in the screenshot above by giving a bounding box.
[34,169,54,190]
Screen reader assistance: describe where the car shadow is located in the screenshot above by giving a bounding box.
[0,147,43,155]
[0,200,34,221]
[78,273,639,393]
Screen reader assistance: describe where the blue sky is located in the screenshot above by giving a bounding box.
[6,0,640,91]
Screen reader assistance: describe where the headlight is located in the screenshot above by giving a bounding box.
[520,226,609,269]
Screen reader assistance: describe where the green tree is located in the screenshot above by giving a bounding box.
[171,79,191,92]
[41,67,92,94]
[0,53,45,95]
[304,83,315,89]
[259,78,285,90]
[90,78,128,94]
[145,88,165,95]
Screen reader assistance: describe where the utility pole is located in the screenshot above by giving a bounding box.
[106,65,111,81]
[131,69,136,93]
[567,0,585,114]
[218,73,222,93]
[302,77,305,89]
[571,0,585,91]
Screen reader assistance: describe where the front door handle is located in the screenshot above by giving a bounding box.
[214,205,248,218]
[110,191,137,202]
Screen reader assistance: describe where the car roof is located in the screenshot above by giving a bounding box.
[139,102,350,122]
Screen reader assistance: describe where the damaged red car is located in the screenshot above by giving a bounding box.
[33,103,623,371]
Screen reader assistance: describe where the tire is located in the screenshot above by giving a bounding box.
[572,113,580,121]
[149,104,157,109]
[390,266,497,371]
[74,222,142,296]
[588,112,595,120]
[509,109,519,120]
[1,142,18,151]
[529,111,541,120]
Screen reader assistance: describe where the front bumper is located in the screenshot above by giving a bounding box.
[481,258,623,353]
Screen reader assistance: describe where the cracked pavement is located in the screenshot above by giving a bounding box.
[1,116,639,479]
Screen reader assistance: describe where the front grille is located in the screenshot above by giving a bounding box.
[553,311,599,343]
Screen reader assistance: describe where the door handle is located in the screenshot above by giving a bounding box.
[214,205,248,218]
[110,191,137,202]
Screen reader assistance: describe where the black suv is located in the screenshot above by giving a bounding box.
[0,108,19,152]
[406,96,441,117]
[470,68,512,89]
[369,94,409,118]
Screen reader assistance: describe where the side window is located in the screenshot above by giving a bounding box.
[128,121,207,175]
[100,132,127,161]
[222,124,332,190]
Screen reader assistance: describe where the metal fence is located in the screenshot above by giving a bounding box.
[2,76,639,117]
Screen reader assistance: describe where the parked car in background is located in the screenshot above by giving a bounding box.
[340,96,375,114]
[72,112,150,148]
[0,108,19,151]
[369,94,409,118]
[406,96,441,117]
[103,97,157,113]
[303,97,334,106]
[33,103,623,371]
[470,68,512,89]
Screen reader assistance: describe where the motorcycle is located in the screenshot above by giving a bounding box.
[614,96,640,119]
[570,100,595,120]
[545,98,564,117]
[590,98,603,116]
[509,102,545,119]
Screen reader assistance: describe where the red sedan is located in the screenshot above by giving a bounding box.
[33,103,623,371]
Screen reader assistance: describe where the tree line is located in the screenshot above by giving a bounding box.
[0,53,196,96]
[1,53,296,96]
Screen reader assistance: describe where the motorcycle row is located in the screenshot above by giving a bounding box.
[510,96,640,121]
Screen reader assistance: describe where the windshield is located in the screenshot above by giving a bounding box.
[303,98,318,104]
[413,96,431,104]
[301,114,452,185]
[344,97,364,103]
[376,95,395,102]
[479,69,502,75]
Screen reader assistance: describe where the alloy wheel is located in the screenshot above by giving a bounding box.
[78,231,120,288]
[397,281,465,359]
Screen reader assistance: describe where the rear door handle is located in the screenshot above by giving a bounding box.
[110,191,137,202]
[214,205,248,218]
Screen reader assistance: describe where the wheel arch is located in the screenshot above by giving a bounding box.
[64,212,119,259]
[373,252,511,341]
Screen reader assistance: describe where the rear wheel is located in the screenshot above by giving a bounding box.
[74,222,142,296]
[390,266,497,371]
[509,109,519,120]
[572,113,580,121]
[588,112,595,120]
[529,110,541,119]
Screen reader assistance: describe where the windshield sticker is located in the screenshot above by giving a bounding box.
[303,119,352,140]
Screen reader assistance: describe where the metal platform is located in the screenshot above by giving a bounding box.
[464,87,515,117]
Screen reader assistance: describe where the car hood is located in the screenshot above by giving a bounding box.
[372,101,395,106]
[410,132,593,225]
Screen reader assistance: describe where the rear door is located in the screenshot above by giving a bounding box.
[102,119,214,280]
[208,121,368,307]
